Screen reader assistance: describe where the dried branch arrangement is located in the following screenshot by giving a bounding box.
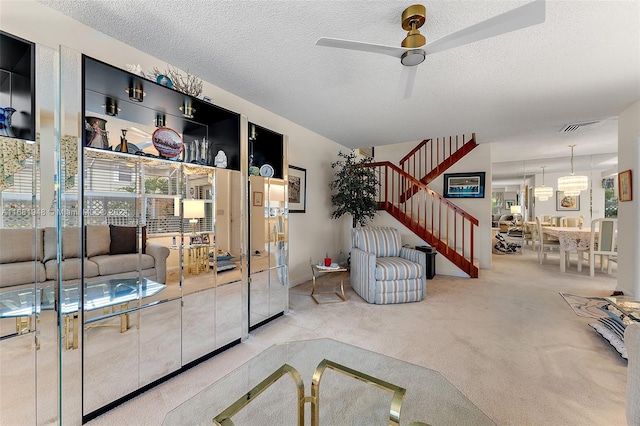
[145,65,203,98]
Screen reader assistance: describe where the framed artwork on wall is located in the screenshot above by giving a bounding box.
[505,200,515,209]
[556,191,580,211]
[252,191,263,207]
[618,169,632,201]
[443,172,485,198]
[358,147,374,158]
[288,165,306,213]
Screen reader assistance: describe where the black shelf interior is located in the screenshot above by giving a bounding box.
[83,56,241,170]
[249,123,284,179]
[0,30,35,141]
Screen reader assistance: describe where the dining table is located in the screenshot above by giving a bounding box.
[541,226,593,273]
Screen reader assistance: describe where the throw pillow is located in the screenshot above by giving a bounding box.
[588,322,628,359]
[109,225,137,255]
[598,317,626,340]
[597,305,629,329]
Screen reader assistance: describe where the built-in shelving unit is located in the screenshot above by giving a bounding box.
[0,30,35,140]
[80,55,247,420]
[247,122,288,329]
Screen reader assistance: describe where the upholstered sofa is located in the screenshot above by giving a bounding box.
[491,214,521,232]
[350,227,426,304]
[0,225,170,289]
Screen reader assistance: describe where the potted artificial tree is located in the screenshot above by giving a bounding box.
[329,150,380,257]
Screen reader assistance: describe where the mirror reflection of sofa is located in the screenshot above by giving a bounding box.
[491,214,519,232]
[0,225,170,290]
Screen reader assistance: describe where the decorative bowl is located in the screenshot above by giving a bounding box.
[156,74,173,88]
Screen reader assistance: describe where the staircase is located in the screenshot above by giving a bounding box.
[398,134,477,203]
[361,133,479,277]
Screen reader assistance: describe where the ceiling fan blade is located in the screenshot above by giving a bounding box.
[422,0,545,56]
[398,66,418,99]
[316,37,407,58]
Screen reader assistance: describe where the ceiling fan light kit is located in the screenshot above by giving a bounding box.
[401,49,426,66]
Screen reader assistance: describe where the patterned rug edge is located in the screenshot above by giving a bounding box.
[559,293,609,319]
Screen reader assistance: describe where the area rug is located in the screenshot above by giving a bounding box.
[560,293,609,319]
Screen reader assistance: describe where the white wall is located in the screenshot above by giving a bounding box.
[617,99,640,296]
[372,140,492,274]
[1,0,346,286]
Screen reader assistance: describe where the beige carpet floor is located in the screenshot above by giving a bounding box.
[86,248,627,425]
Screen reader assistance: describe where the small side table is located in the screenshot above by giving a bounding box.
[310,264,347,304]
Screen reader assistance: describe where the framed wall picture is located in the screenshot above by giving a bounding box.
[556,191,580,211]
[288,165,306,213]
[358,147,374,158]
[618,169,632,201]
[505,200,515,209]
[252,191,263,207]
[443,172,485,198]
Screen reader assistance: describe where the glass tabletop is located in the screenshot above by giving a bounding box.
[0,277,166,319]
[163,338,494,426]
[605,296,640,321]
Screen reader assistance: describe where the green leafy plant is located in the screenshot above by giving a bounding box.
[329,151,379,227]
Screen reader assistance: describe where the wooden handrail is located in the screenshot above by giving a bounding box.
[368,161,478,226]
[399,139,430,165]
[398,133,476,185]
[363,160,479,278]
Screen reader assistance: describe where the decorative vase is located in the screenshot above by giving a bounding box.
[0,107,16,138]
[198,139,208,165]
[85,116,110,149]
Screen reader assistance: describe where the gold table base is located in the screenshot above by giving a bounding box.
[310,264,347,304]
[213,359,428,426]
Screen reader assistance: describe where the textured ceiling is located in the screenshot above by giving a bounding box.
[38,0,640,183]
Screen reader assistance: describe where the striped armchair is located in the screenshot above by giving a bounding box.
[351,227,426,304]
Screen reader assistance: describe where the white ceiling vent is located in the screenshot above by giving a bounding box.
[560,121,601,133]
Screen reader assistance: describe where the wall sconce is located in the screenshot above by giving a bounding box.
[102,97,120,116]
[179,100,195,119]
[126,80,144,102]
[154,114,166,127]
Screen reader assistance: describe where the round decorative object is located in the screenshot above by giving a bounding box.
[259,164,275,178]
[152,127,183,158]
[156,74,173,88]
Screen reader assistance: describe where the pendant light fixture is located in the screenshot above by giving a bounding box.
[534,166,553,201]
[557,145,588,196]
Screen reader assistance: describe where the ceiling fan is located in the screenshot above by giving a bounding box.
[316,0,545,98]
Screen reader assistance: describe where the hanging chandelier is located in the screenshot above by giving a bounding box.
[534,166,553,200]
[557,145,588,196]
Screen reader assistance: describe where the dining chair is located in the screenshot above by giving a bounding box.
[557,230,591,272]
[581,218,617,277]
[536,216,561,264]
[559,216,584,227]
[523,221,537,250]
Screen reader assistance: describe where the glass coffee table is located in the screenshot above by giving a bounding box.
[604,296,640,321]
[0,277,166,348]
[163,338,494,426]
